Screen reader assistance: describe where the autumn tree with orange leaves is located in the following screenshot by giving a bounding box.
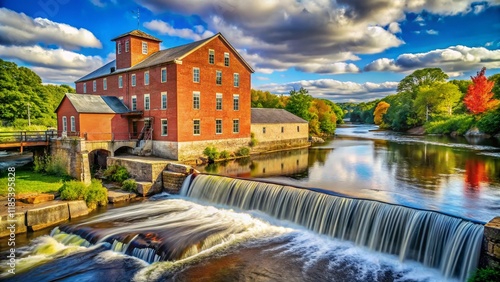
[463,67,499,115]
[373,101,390,125]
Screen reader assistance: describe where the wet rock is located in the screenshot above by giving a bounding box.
[68,200,89,218]
[107,190,137,203]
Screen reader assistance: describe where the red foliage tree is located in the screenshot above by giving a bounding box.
[463,67,499,114]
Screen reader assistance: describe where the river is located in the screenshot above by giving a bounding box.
[1,125,498,281]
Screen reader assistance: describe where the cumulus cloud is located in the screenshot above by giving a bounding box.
[257,79,399,102]
[144,20,215,41]
[0,8,102,49]
[426,29,439,35]
[364,45,500,75]
[388,22,402,33]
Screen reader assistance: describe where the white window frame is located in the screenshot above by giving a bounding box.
[62,116,67,132]
[93,80,96,92]
[224,52,229,67]
[216,93,222,110]
[193,67,200,83]
[144,71,149,85]
[144,94,150,110]
[215,119,222,134]
[131,74,136,87]
[83,83,86,93]
[161,92,167,110]
[233,73,239,87]
[232,119,239,134]
[233,94,239,111]
[161,67,167,83]
[209,49,214,64]
[103,78,107,90]
[118,76,123,88]
[131,95,137,111]
[193,91,200,110]
[193,119,200,135]
[117,42,121,54]
[216,70,222,85]
[70,116,75,132]
[125,40,129,52]
[142,41,148,54]
[161,119,168,136]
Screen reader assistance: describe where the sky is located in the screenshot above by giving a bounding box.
[0,0,499,103]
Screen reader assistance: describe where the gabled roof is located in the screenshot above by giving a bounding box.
[55,93,130,114]
[111,29,162,42]
[76,32,254,83]
[251,108,308,124]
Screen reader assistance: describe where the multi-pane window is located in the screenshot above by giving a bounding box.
[62,116,67,132]
[193,68,200,83]
[216,119,222,134]
[263,127,266,134]
[193,92,200,109]
[161,67,167,83]
[233,94,239,110]
[118,76,123,88]
[233,73,239,87]
[224,52,229,66]
[131,74,136,87]
[161,92,167,109]
[93,80,96,92]
[125,40,129,52]
[161,119,168,136]
[216,93,222,110]
[103,78,107,90]
[193,120,200,135]
[83,83,86,93]
[131,95,137,111]
[144,71,149,85]
[70,116,75,132]
[232,119,239,133]
[117,42,121,54]
[209,49,214,64]
[142,41,148,54]
[144,94,150,110]
[216,70,222,85]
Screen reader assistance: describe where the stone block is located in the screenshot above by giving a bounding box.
[137,181,162,197]
[107,190,136,203]
[17,193,54,204]
[484,216,500,240]
[167,163,192,174]
[0,212,27,237]
[68,201,89,218]
[26,202,69,231]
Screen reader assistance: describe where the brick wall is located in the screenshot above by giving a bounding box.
[56,97,79,134]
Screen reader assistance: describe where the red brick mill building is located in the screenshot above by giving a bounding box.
[56,30,254,160]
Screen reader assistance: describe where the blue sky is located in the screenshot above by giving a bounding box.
[1,0,499,102]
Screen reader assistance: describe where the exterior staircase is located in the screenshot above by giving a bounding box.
[133,121,153,156]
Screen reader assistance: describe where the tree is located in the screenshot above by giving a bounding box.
[414,82,461,123]
[285,87,313,121]
[373,101,390,125]
[397,68,449,97]
[463,67,499,115]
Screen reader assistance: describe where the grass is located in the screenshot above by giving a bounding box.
[0,169,65,196]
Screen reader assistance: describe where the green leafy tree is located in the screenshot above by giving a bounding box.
[285,87,313,121]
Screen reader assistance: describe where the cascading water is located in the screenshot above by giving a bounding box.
[181,174,484,281]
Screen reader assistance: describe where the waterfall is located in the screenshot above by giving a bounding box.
[182,174,484,281]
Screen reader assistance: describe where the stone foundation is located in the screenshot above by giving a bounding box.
[481,217,500,269]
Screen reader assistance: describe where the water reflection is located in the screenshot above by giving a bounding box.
[196,126,500,222]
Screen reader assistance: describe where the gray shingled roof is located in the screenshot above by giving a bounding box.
[251,108,308,124]
[111,30,162,42]
[62,93,130,113]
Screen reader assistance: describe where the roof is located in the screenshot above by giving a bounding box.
[251,108,308,124]
[76,33,254,83]
[55,93,130,114]
[111,29,162,42]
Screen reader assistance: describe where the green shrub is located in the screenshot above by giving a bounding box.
[122,179,137,192]
[249,132,258,147]
[424,115,475,135]
[219,150,231,159]
[203,146,220,162]
[103,165,130,183]
[477,109,500,135]
[33,155,68,177]
[236,146,250,156]
[467,267,500,282]
[59,179,107,209]
[59,180,87,201]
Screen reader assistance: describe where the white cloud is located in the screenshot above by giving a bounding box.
[364,45,500,74]
[0,8,102,49]
[143,20,215,41]
[388,22,401,33]
[426,29,439,35]
[258,79,399,102]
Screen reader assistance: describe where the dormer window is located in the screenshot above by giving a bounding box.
[117,42,121,54]
[142,42,148,54]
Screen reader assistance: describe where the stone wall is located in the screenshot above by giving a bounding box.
[251,123,309,143]
[152,140,178,160]
[481,216,500,269]
[177,137,250,161]
[50,138,91,185]
[107,157,169,190]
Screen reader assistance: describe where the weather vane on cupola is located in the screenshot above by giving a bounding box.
[131,8,140,30]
